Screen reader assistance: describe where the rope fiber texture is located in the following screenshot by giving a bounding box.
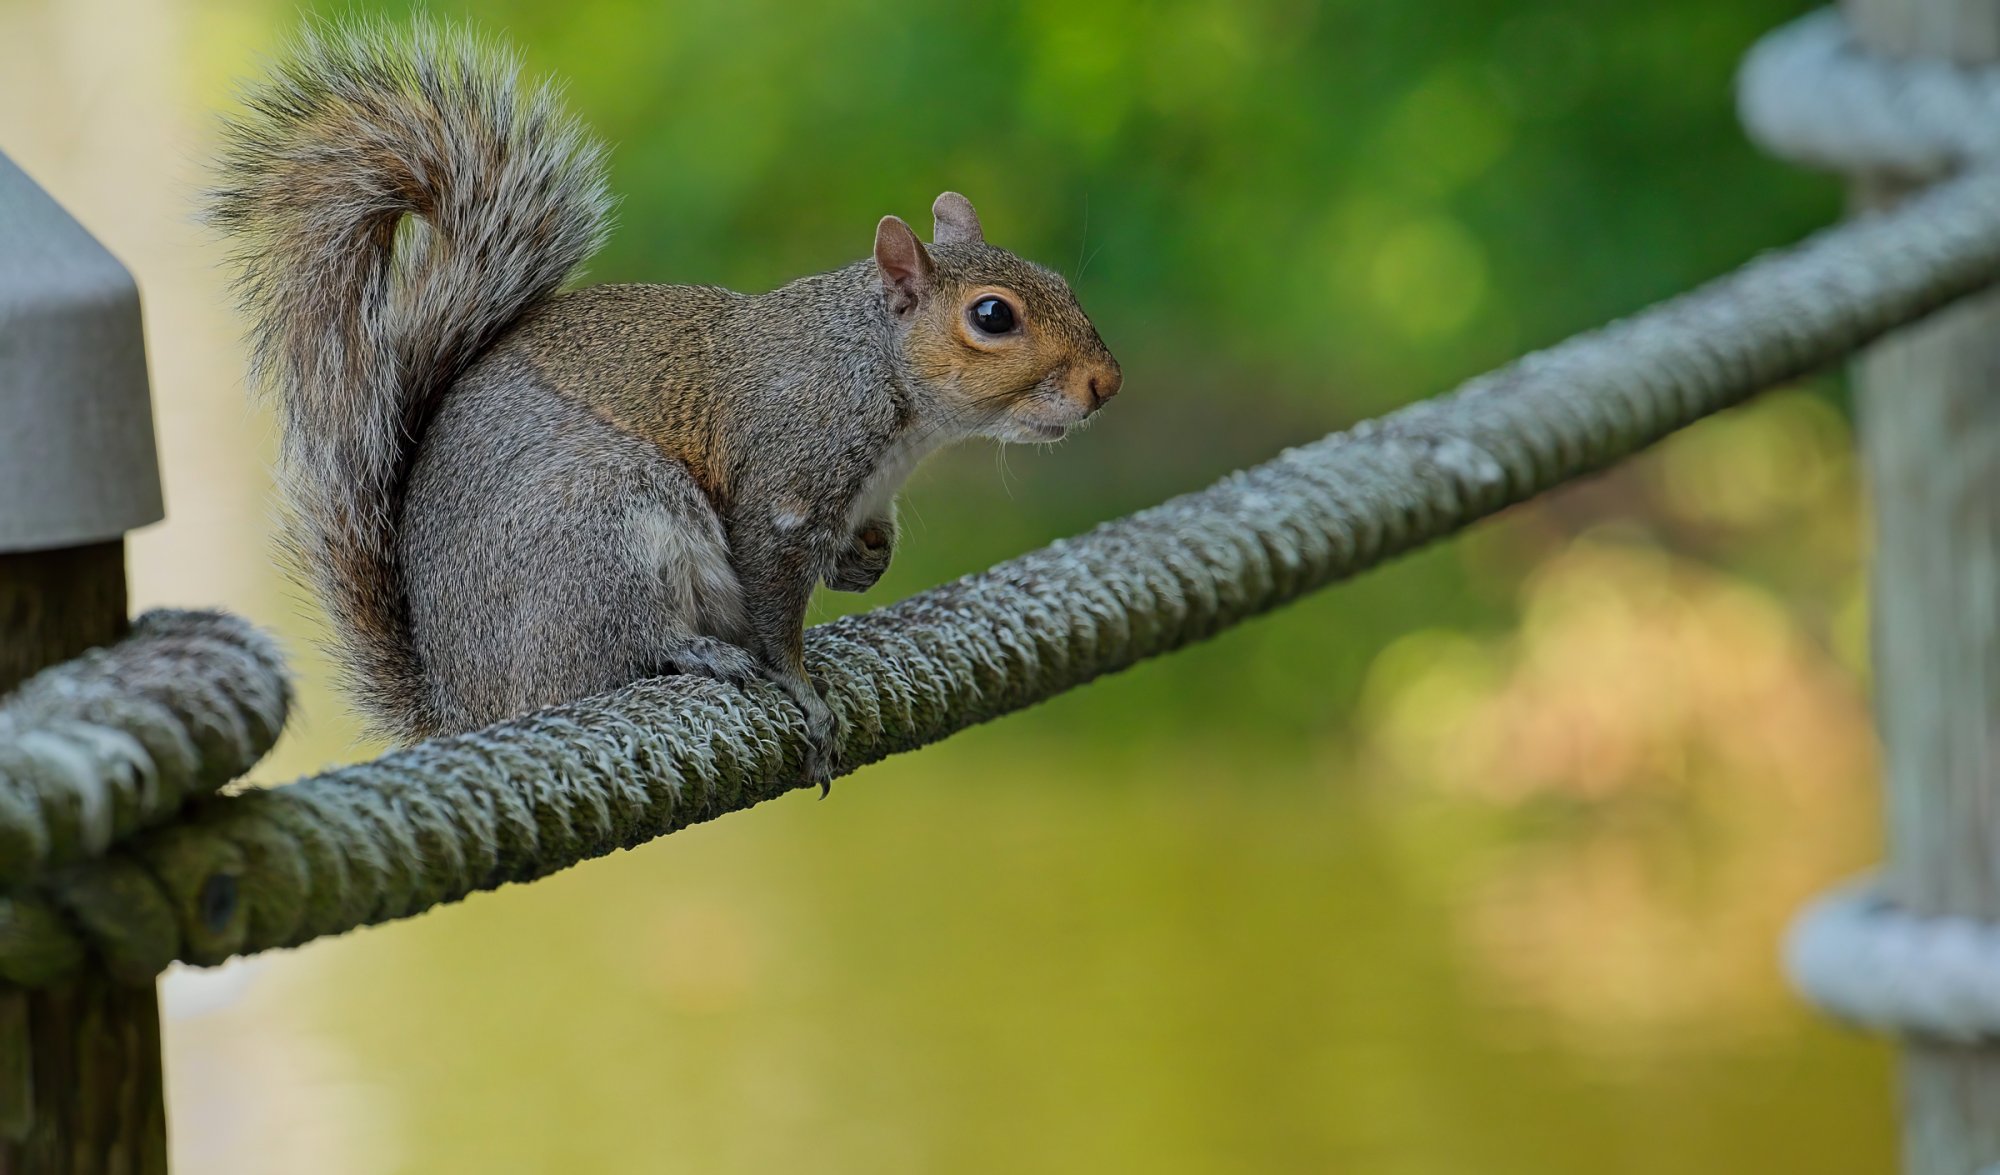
[11,155,2000,990]
[1741,8,2000,1042]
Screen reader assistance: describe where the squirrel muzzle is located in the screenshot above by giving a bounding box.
[1057,354,1123,420]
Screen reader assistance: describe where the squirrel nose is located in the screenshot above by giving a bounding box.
[1087,364,1123,406]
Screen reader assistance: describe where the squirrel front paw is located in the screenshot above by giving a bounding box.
[824,520,894,593]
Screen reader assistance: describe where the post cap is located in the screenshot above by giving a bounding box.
[0,150,164,553]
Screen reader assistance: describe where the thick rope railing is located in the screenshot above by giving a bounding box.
[1740,8,2000,1043]
[9,139,2000,990]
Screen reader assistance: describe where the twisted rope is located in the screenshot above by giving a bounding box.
[1741,8,2000,1042]
[10,165,2000,988]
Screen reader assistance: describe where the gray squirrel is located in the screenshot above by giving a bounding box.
[204,25,1121,783]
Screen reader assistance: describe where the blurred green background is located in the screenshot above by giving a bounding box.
[2,0,1894,1170]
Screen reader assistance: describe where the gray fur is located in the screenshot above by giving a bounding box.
[400,352,756,730]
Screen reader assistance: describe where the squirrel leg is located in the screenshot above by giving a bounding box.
[621,461,766,692]
[825,511,897,593]
[733,528,839,791]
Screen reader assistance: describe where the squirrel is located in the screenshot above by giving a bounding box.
[203,24,1122,783]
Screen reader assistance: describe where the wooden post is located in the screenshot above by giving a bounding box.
[0,543,165,1175]
[1842,0,2000,1170]
[0,545,131,689]
[0,153,170,1169]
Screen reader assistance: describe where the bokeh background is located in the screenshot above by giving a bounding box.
[1,0,1891,1170]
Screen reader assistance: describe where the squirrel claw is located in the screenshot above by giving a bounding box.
[802,727,838,795]
[802,737,837,797]
[781,675,840,795]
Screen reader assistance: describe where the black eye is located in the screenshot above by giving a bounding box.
[969,296,1018,336]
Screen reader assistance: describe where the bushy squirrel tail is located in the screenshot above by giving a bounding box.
[205,22,612,739]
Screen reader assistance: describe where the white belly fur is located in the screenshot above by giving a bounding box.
[846,428,949,534]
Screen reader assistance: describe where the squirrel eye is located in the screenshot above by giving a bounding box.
[969,296,1018,336]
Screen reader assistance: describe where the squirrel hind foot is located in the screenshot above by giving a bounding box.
[761,670,838,792]
[648,636,763,689]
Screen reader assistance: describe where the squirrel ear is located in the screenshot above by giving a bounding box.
[932,192,984,245]
[874,215,935,316]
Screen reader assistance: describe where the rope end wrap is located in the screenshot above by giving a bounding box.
[1739,8,2000,179]
[1785,879,2000,1042]
[0,609,290,889]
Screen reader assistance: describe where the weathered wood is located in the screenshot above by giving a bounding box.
[0,975,165,1175]
[1843,1,2000,1170]
[0,543,128,693]
[0,541,167,1175]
